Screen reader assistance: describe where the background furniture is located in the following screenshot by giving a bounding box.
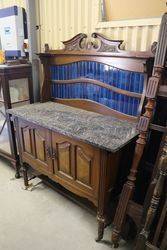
[0,63,33,177]
[112,13,167,248]
[8,33,154,241]
[134,134,167,250]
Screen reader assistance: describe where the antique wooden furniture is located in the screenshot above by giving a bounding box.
[112,13,167,248]
[135,133,167,250]
[8,33,154,241]
[0,63,33,177]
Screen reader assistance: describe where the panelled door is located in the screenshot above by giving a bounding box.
[18,120,53,174]
[51,132,100,199]
[18,120,101,201]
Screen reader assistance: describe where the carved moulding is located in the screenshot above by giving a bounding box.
[62,32,124,52]
[91,32,123,52]
[62,33,88,51]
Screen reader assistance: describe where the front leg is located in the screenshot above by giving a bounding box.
[15,170,20,179]
[96,150,109,242]
[22,163,30,189]
[15,161,21,179]
[96,213,106,242]
[11,161,21,179]
[112,228,120,248]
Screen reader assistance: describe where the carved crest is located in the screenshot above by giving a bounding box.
[62,33,87,51]
[91,32,123,52]
[62,32,124,52]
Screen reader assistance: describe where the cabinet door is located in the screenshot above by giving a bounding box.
[18,120,53,174]
[52,132,100,200]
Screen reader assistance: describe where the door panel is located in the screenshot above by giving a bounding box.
[21,126,32,155]
[57,141,72,175]
[34,129,47,163]
[18,120,101,202]
[52,133,74,180]
[76,146,92,187]
[52,132,100,197]
[18,120,53,174]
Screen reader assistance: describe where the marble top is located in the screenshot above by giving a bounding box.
[8,102,138,152]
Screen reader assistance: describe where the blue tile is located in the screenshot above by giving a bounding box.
[50,61,144,116]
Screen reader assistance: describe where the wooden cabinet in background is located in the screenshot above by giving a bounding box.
[0,64,33,177]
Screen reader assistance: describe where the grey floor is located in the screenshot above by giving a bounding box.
[0,158,133,250]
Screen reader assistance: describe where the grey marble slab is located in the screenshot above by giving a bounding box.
[7,102,138,152]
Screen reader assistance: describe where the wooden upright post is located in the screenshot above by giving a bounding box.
[112,13,167,248]
[134,135,167,250]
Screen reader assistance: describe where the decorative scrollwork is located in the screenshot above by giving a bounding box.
[62,33,87,51]
[91,32,123,52]
[62,32,124,52]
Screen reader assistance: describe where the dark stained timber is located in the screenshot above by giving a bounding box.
[0,64,33,178]
[112,13,167,248]
[134,134,167,250]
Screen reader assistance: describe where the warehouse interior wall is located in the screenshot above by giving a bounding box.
[35,0,99,51]
[0,0,25,8]
[105,0,166,21]
[34,0,162,52]
[0,0,163,52]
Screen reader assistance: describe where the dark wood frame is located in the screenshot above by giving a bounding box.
[112,13,167,248]
[134,133,167,250]
[0,64,34,177]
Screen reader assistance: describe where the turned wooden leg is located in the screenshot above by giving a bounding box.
[11,162,21,179]
[15,169,21,179]
[135,138,167,250]
[111,139,146,248]
[15,161,21,179]
[96,215,105,242]
[112,228,120,248]
[95,150,109,243]
[23,163,29,189]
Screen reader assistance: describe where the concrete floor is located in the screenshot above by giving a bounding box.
[0,158,133,250]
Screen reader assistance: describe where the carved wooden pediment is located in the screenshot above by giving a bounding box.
[62,32,124,52]
[62,33,87,51]
[91,32,123,52]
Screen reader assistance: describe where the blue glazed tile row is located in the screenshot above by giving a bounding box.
[50,61,144,116]
[50,61,144,93]
[52,83,140,116]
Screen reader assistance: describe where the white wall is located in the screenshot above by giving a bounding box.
[35,0,161,52]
